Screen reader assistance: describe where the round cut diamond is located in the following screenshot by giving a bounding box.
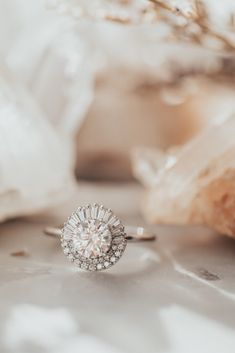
[72,219,112,258]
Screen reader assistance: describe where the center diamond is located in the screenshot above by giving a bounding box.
[72,219,112,258]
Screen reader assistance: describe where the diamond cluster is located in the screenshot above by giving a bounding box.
[61,204,127,271]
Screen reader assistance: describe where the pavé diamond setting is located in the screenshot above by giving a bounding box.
[61,204,127,271]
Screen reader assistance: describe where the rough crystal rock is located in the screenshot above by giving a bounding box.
[132,115,235,238]
[0,66,73,222]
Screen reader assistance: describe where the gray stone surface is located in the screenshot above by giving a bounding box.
[0,182,235,353]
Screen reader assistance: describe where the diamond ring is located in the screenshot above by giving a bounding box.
[44,203,156,272]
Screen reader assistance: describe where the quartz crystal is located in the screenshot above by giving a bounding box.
[132,115,235,238]
[0,66,73,222]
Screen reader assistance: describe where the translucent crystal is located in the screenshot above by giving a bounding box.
[132,115,235,238]
[0,67,73,222]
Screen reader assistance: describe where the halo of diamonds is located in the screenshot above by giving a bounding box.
[61,204,127,271]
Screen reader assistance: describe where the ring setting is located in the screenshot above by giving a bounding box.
[61,204,127,271]
[44,203,156,272]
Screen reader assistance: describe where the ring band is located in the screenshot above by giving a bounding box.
[43,203,156,272]
[44,225,156,242]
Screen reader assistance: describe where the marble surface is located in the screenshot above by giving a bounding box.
[0,182,235,353]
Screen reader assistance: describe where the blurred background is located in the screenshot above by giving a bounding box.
[1,0,235,229]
